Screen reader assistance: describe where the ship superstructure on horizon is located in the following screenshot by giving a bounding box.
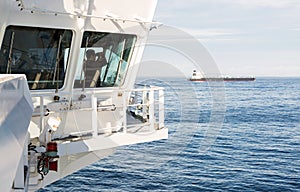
[0,0,167,191]
[190,69,255,82]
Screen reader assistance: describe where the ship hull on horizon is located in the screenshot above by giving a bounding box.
[189,77,256,82]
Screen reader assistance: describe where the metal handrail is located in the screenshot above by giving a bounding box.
[31,85,164,139]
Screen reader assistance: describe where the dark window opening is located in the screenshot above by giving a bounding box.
[0,26,72,90]
[74,31,136,88]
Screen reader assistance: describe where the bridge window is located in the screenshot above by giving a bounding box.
[0,26,72,90]
[74,31,136,88]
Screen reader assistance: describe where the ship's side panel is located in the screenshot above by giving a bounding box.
[0,75,33,192]
[0,1,164,191]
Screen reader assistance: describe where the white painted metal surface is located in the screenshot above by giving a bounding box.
[0,1,167,191]
[0,75,33,192]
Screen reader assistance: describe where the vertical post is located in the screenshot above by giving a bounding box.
[142,88,147,120]
[149,89,155,130]
[40,96,44,134]
[91,94,98,137]
[123,91,127,133]
[159,89,164,129]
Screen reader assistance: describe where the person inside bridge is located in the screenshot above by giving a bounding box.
[84,49,107,87]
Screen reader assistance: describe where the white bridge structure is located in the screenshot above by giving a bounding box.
[0,0,167,191]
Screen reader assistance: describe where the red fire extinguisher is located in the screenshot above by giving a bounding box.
[46,142,59,172]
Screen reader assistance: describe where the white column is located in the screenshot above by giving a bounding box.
[123,92,127,133]
[142,89,147,120]
[149,89,155,130]
[39,96,44,134]
[159,89,164,129]
[91,94,98,137]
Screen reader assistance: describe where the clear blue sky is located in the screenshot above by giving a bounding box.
[149,0,300,77]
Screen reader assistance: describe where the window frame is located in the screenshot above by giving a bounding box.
[73,31,137,89]
[0,25,73,90]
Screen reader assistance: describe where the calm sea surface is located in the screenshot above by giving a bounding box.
[41,77,300,191]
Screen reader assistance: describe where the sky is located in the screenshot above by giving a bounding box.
[140,0,300,77]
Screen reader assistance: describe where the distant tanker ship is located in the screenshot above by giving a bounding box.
[189,70,255,82]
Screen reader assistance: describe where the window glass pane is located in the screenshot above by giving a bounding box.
[74,31,136,88]
[0,26,72,90]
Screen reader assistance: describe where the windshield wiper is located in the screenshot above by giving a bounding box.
[80,36,89,92]
[53,33,63,94]
[6,31,15,74]
[101,45,114,86]
[114,38,126,84]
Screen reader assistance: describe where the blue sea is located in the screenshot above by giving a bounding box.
[41,77,300,191]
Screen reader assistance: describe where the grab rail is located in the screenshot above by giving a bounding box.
[30,85,164,140]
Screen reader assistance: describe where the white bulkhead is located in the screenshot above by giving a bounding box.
[0,0,167,191]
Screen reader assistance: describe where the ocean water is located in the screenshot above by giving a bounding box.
[41,77,300,191]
